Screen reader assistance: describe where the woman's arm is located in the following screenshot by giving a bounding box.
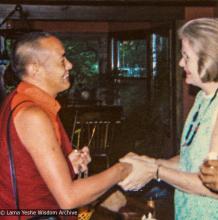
[129,153,180,170]
[199,109,218,192]
[150,155,218,198]
[158,165,218,198]
[157,109,218,197]
[200,160,218,192]
[120,153,218,198]
[156,155,180,170]
[14,106,132,209]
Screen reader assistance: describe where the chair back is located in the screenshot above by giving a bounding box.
[72,119,121,168]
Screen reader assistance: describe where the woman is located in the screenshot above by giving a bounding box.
[200,158,218,192]
[119,18,218,219]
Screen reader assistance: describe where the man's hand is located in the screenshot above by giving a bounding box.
[118,155,157,191]
[200,160,218,192]
[68,146,91,174]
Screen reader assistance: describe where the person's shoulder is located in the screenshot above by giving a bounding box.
[191,90,203,106]
[15,105,50,124]
[196,90,203,99]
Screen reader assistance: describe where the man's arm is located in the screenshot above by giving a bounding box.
[14,106,131,209]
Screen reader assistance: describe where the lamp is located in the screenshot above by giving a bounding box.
[0,4,29,30]
[0,4,41,60]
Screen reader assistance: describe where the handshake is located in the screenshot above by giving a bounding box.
[118,152,158,191]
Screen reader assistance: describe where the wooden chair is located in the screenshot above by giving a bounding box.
[68,106,123,171]
[73,119,121,169]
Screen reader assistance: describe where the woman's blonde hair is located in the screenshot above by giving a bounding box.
[178,18,218,82]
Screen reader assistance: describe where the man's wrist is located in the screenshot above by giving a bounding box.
[155,158,162,166]
[117,162,132,181]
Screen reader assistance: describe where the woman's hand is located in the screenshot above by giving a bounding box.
[200,160,218,192]
[118,156,157,191]
[68,146,91,174]
[121,152,156,164]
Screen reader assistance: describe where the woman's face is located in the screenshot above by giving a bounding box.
[179,38,202,87]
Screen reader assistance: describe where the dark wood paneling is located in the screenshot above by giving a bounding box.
[0,0,217,6]
[0,4,184,21]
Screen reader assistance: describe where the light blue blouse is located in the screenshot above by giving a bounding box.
[175,90,218,220]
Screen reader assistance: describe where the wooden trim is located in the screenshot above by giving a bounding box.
[0,1,217,7]
[0,4,184,21]
[169,22,178,155]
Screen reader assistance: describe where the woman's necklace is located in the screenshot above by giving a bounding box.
[182,88,218,147]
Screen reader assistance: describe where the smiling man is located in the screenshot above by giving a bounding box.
[0,32,132,220]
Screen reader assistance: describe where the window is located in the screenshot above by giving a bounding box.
[116,39,147,78]
[62,38,100,85]
[151,33,168,78]
[109,27,177,157]
[57,34,108,105]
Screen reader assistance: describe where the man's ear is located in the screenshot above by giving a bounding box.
[25,62,40,79]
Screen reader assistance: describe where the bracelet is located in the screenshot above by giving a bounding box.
[156,165,161,182]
